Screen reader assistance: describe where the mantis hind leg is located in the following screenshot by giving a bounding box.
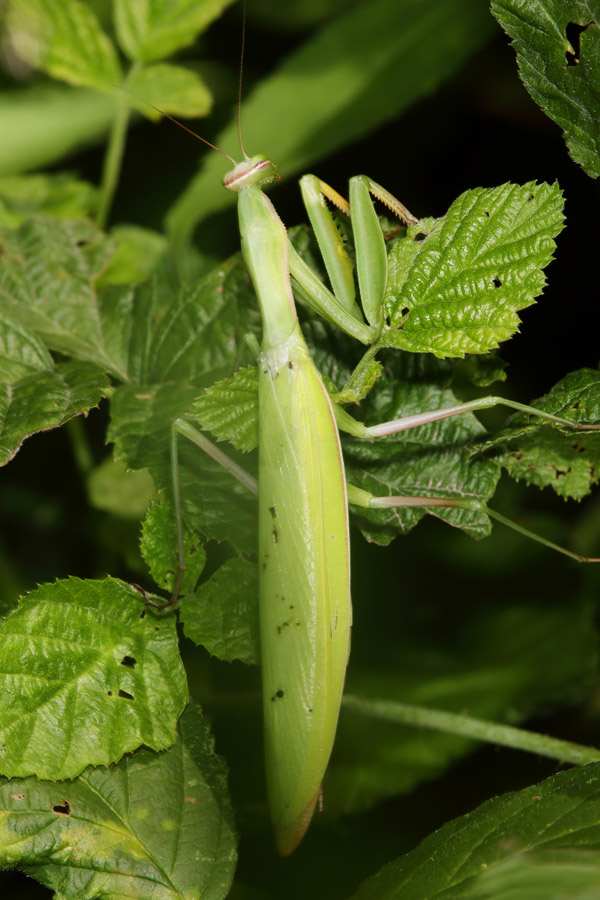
[346,485,599,564]
[161,420,258,608]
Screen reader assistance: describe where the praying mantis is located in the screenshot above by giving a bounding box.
[163,138,600,855]
[135,83,600,853]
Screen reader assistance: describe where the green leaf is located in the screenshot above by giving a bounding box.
[0,217,132,379]
[0,577,188,779]
[381,182,565,358]
[0,85,116,177]
[0,312,109,463]
[350,761,600,899]
[166,0,495,249]
[87,455,156,518]
[0,172,98,227]
[344,354,501,542]
[492,0,600,179]
[192,365,260,452]
[106,258,259,553]
[328,598,597,817]
[464,350,508,387]
[126,63,213,118]
[180,557,260,664]
[110,381,258,553]
[114,0,238,63]
[141,501,207,594]
[124,256,258,386]
[489,368,600,500]
[97,224,167,287]
[9,0,122,90]
[0,704,237,900]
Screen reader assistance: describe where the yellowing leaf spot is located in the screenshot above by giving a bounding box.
[162,818,177,831]
[135,808,149,821]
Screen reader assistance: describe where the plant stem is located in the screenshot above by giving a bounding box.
[66,417,94,477]
[96,96,131,230]
[342,694,600,766]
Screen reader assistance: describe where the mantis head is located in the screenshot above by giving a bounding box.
[223,155,279,193]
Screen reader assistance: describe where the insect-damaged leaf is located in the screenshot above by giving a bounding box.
[350,761,600,899]
[0,704,237,900]
[381,182,565,357]
[492,0,600,179]
[0,577,188,779]
[487,368,600,500]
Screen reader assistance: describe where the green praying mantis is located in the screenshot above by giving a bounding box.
[142,105,600,856]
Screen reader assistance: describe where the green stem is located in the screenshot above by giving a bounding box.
[342,694,600,766]
[65,417,94,477]
[96,96,131,230]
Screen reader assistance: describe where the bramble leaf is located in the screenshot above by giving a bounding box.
[381,182,565,357]
[125,63,213,119]
[192,365,259,452]
[98,224,167,287]
[492,0,600,179]
[0,577,188,779]
[87,455,156,518]
[0,358,109,465]
[343,354,501,542]
[9,0,122,90]
[0,312,109,463]
[0,172,98,227]
[0,218,129,378]
[141,501,207,594]
[488,368,600,500]
[114,0,238,63]
[351,761,600,899]
[180,557,260,664]
[0,704,237,900]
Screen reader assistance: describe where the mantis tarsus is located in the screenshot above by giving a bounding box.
[134,86,600,852]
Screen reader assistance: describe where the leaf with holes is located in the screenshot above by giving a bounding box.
[492,0,600,179]
[0,704,237,900]
[0,577,188,779]
[486,368,600,500]
[380,182,564,357]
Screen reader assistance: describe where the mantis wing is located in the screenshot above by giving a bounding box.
[258,325,351,856]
